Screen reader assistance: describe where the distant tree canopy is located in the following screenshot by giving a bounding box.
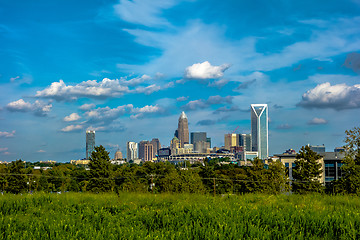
[333,127,360,195]
[292,146,323,194]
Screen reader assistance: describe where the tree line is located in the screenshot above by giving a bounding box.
[1,127,360,195]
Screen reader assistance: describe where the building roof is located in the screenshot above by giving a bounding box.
[179,111,187,120]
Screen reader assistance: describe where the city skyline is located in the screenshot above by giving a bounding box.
[1,0,360,162]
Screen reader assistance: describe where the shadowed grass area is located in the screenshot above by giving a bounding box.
[0,193,359,239]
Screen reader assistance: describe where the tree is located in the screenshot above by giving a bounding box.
[6,160,27,194]
[292,146,323,194]
[87,145,114,192]
[333,127,360,194]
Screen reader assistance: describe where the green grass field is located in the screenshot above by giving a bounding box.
[0,193,359,239]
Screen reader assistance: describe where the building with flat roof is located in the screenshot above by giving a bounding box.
[127,142,138,161]
[224,133,238,150]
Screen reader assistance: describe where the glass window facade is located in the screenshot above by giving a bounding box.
[251,104,268,159]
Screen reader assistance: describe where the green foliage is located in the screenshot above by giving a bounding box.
[0,193,360,239]
[333,127,360,194]
[87,145,114,192]
[292,146,323,194]
[6,160,27,194]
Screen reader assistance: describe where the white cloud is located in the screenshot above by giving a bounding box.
[298,82,360,110]
[79,103,96,111]
[61,125,83,132]
[0,130,15,138]
[182,95,233,111]
[64,113,81,122]
[176,96,188,102]
[10,76,20,82]
[6,99,52,116]
[35,75,169,101]
[184,61,230,79]
[0,148,8,152]
[85,104,133,123]
[113,0,178,27]
[37,150,46,153]
[131,104,164,119]
[308,117,328,125]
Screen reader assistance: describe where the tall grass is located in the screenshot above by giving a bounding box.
[0,193,359,239]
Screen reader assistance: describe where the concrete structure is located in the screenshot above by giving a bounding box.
[224,133,238,150]
[150,138,161,157]
[191,132,207,144]
[170,137,181,154]
[251,104,268,159]
[194,141,211,153]
[70,159,90,165]
[321,152,345,185]
[238,151,259,161]
[238,133,252,151]
[86,130,95,160]
[274,153,325,185]
[168,152,235,163]
[138,141,153,161]
[309,144,325,153]
[126,141,138,161]
[114,150,123,160]
[177,112,189,147]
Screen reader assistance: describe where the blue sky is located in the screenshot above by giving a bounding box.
[1,0,360,162]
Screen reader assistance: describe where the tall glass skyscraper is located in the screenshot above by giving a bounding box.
[177,111,189,148]
[86,130,95,159]
[127,141,138,161]
[251,104,268,159]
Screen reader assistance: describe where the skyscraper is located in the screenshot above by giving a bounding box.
[251,104,268,159]
[239,133,252,151]
[126,142,138,161]
[224,133,238,150]
[150,138,161,157]
[138,140,153,161]
[177,111,189,148]
[191,132,207,144]
[86,130,95,160]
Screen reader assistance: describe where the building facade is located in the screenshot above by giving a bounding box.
[238,133,252,151]
[139,141,153,161]
[126,141,138,161]
[224,133,238,150]
[86,130,95,160]
[191,132,207,144]
[177,111,189,148]
[251,104,268,159]
[150,138,161,157]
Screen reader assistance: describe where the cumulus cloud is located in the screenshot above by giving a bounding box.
[196,119,217,126]
[10,76,20,82]
[183,95,233,111]
[35,76,166,101]
[61,124,83,132]
[297,82,360,110]
[131,104,164,119]
[64,113,81,122]
[176,96,188,102]
[184,61,230,79]
[6,99,52,117]
[343,52,360,73]
[307,117,328,125]
[37,150,46,153]
[0,148,8,152]
[79,103,96,111]
[236,79,257,90]
[208,79,229,88]
[85,104,133,124]
[0,130,15,138]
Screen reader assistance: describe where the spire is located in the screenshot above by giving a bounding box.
[179,111,187,120]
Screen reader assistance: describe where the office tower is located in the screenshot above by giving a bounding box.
[170,137,181,155]
[138,141,153,161]
[150,138,161,157]
[86,130,95,159]
[239,134,252,151]
[194,141,210,153]
[126,142,138,161]
[251,104,268,159]
[206,137,211,148]
[224,133,238,150]
[191,132,207,144]
[114,150,123,160]
[308,144,325,153]
[177,111,189,148]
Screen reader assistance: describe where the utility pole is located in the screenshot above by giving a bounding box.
[151,174,154,194]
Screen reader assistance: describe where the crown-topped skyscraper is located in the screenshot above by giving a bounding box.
[177,111,189,148]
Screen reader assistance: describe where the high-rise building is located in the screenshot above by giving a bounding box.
[177,111,189,148]
[86,130,95,160]
[138,141,153,161]
[239,134,252,151]
[251,104,268,159]
[308,144,325,153]
[150,138,161,157]
[191,132,207,144]
[194,141,210,153]
[224,133,238,150]
[170,137,181,155]
[126,142,138,161]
